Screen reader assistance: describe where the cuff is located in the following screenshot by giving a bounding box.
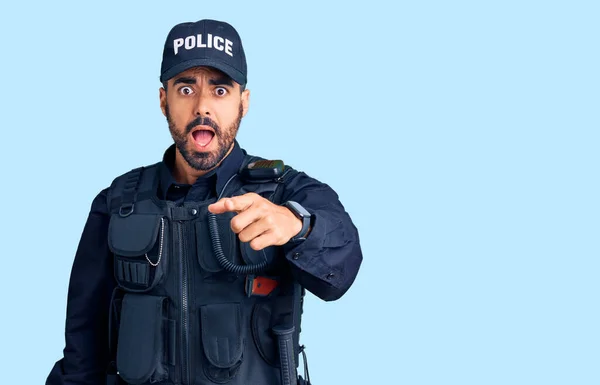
[282,213,344,289]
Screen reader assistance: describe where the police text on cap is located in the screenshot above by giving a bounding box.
[173,34,234,57]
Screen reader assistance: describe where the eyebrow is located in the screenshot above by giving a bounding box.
[171,75,234,88]
[208,76,234,87]
[172,77,196,86]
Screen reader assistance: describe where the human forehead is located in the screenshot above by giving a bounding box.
[169,67,232,84]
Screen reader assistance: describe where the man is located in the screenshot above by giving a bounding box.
[46,19,362,385]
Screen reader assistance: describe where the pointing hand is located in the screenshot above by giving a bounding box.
[208,193,303,251]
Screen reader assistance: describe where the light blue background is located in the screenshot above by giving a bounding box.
[0,1,598,384]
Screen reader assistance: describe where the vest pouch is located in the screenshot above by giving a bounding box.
[196,212,241,275]
[116,294,175,385]
[108,213,168,292]
[227,179,284,269]
[240,241,279,267]
[199,303,245,383]
[251,296,295,368]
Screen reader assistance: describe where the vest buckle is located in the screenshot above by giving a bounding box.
[119,203,135,217]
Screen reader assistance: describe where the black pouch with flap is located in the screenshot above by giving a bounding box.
[108,213,168,292]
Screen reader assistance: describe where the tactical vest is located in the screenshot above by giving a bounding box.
[105,155,311,385]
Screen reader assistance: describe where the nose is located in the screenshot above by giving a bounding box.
[195,90,212,117]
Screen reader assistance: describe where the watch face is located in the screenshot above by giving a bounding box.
[287,201,310,218]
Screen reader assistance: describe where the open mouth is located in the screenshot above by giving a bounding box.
[191,126,215,149]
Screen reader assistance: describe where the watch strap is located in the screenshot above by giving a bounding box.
[284,201,311,242]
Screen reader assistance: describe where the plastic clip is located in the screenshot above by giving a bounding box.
[245,275,279,297]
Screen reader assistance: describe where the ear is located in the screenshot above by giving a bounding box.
[159,87,167,117]
[241,88,250,117]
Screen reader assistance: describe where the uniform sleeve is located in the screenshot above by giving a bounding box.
[280,171,363,301]
[46,188,116,385]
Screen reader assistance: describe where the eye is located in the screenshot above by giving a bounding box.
[179,86,193,96]
[215,87,228,96]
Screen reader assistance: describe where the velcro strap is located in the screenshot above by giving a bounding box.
[119,167,144,216]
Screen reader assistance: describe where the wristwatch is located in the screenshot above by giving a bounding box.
[282,201,311,242]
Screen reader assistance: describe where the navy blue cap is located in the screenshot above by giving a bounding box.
[160,19,247,86]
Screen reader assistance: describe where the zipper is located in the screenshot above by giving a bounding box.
[178,221,190,384]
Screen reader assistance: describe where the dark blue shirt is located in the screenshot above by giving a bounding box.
[46,141,363,385]
[157,140,246,203]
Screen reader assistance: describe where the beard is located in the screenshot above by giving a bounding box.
[166,103,243,171]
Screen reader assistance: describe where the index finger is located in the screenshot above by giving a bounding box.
[208,194,256,214]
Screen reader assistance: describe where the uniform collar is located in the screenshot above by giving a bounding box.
[158,140,246,199]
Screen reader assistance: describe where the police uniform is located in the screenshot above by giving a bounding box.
[46,19,362,385]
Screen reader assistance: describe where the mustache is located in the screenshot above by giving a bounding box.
[186,116,220,135]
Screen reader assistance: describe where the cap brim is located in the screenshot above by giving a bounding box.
[160,58,246,86]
